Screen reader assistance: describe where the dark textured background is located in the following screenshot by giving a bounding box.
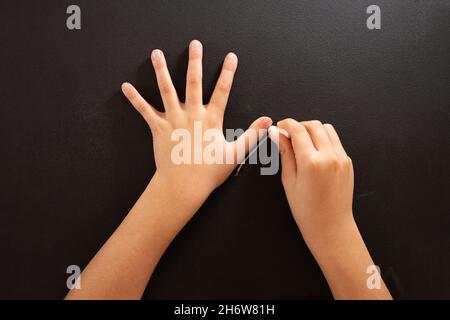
[0,0,449,299]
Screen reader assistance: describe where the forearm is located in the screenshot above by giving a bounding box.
[307,218,392,300]
[66,173,207,300]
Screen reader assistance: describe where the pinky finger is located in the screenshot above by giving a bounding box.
[323,123,347,156]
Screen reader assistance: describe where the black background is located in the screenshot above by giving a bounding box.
[0,0,449,299]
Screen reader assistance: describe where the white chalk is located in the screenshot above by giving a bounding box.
[235,125,289,176]
[268,125,290,139]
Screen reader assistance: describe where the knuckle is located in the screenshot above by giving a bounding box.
[133,99,146,114]
[159,83,172,96]
[154,59,167,71]
[138,104,149,116]
[304,154,320,169]
[328,154,340,168]
[294,122,307,133]
[279,118,299,131]
[291,123,307,139]
[345,156,353,167]
[318,155,335,169]
[309,120,323,127]
[305,153,339,171]
[278,118,294,126]
[216,80,231,93]
[285,118,297,125]
[188,75,202,87]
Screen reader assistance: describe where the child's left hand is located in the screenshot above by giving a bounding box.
[122,40,272,202]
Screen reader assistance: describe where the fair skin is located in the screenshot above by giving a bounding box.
[66,40,391,300]
[271,120,392,299]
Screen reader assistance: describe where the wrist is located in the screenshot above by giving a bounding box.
[307,217,368,266]
[150,171,210,213]
[302,215,360,257]
[303,217,389,300]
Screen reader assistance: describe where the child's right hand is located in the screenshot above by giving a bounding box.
[270,119,355,251]
[271,120,392,299]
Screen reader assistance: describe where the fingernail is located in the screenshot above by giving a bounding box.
[190,40,202,50]
[226,52,238,61]
[261,116,273,127]
[268,128,281,146]
[151,49,162,62]
[121,82,130,93]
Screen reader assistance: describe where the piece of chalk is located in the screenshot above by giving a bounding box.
[268,125,290,139]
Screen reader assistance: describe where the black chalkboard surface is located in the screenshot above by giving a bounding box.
[0,1,449,299]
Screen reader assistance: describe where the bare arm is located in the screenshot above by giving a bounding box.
[65,173,207,299]
[272,119,392,300]
[66,40,271,300]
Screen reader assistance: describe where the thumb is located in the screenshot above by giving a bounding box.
[233,116,272,164]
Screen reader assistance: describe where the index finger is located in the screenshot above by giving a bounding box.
[277,119,317,159]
